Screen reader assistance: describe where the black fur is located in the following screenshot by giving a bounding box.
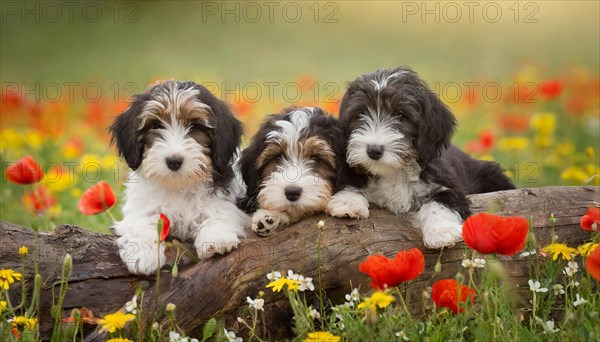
[109,81,243,190]
[238,107,350,213]
[109,92,151,170]
[339,67,516,217]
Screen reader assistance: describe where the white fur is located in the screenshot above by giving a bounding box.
[114,173,248,275]
[327,187,370,219]
[412,201,463,248]
[346,112,416,176]
[347,119,463,248]
[253,108,332,234]
[251,209,291,236]
[139,122,212,188]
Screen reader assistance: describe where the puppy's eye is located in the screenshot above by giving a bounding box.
[189,122,203,131]
[150,121,165,130]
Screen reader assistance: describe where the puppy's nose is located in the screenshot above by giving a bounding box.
[284,185,302,202]
[367,144,384,160]
[165,156,184,171]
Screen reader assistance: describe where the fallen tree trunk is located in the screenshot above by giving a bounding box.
[1,186,598,340]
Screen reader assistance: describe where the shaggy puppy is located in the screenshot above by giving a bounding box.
[330,67,515,248]
[110,80,249,275]
[239,107,352,236]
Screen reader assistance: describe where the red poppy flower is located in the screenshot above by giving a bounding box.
[23,185,56,213]
[580,207,600,232]
[431,279,475,314]
[462,213,529,256]
[159,214,170,242]
[78,181,116,215]
[466,130,495,154]
[6,156,43,185]
[586,245,600,281]
[231,99,255,117]
[538,79,563,100]
[359,248,425,289]
[498,113,529,133]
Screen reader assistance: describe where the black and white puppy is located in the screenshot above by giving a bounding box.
[330,67,515,248]
[239,107,351,236]
[110,80,249,275]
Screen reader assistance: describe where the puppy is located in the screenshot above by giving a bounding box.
[110,80,249,275]
[330,67,515,248]
[239,107,352,236]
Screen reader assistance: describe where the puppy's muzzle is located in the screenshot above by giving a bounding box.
[166,155,184,171]
[367,144,384,160]
[284,185,302,201]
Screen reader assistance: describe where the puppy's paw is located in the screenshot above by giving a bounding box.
[422,221,463,249]
[251,209,289,237]
[117,236,165,275]
[327,190,370,219]
[195,232,241,259]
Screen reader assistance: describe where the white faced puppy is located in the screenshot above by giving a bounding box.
[239,107,350,236]
[110,80,249,275]
[331,67,515,248]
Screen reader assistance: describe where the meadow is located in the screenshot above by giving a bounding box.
[0,1,599,341]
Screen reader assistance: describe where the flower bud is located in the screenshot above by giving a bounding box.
[549,213,556,224]
[166,303,176,312]
[171,264,178,278]
[62,254,72,279]
[19,246,29,256]
[434,260,442,273]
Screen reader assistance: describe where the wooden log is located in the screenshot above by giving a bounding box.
[0,186,598,340]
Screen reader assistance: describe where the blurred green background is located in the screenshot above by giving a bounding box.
[1,1,599,232]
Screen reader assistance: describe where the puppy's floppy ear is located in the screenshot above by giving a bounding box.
[109,94,149,170]
[238,120,274,213]
[206,95,244,189]
[417,88,456,166]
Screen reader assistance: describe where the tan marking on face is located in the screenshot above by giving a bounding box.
[257,140,288,169]
[140,84,212,128]
[301,137,336,169]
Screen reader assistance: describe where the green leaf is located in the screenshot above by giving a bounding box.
[201,317,217,342]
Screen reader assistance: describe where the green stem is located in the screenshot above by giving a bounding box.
[395,287,412,320]
[105,209,117,223]
[317,222,325,329]
[20,255,27,313]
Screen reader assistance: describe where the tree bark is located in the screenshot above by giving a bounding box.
[1,186,598,340]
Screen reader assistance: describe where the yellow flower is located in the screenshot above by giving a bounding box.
[166,303,176,312]
[19,246,28,255]
[0,269,22,290]
[578,242,599,257]
[43,167,75,193]
[98,311,135,333]
[0,300,7,313]
[498,137,529,152]
[586,147,595,158]
[106,339,133,342]
[556,142,575,157]
[77,154,103,172]
[357,290,395,311]
[0,128,24,152]
[303,331,341,342]
[480,155,494,161]
[534,134,554,148]
[71,188,82,198]
[266,278,301,292]
[542,243,577,261]
[11,316,37,330]
[102,155,120,169]
[26,131,44,150]
[561,166,589,183]
[530,112,556,135]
